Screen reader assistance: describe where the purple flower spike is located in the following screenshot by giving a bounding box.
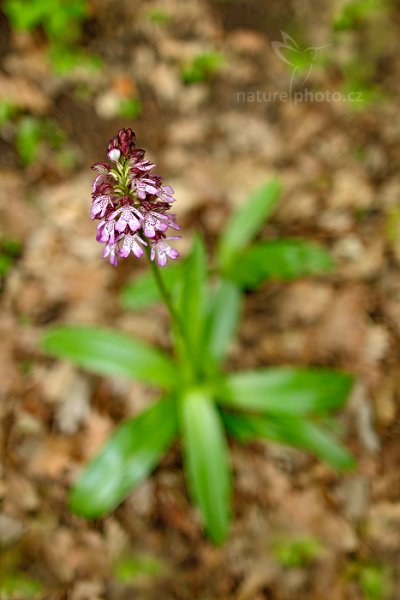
[90,128,181,267]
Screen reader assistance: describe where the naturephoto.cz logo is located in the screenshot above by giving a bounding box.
[236,31,363,105]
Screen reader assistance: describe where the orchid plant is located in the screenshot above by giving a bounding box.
[42,129,355,544]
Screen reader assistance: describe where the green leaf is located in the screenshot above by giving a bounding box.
[121,263,184,311]
[180,389,231,544]
[203,280,241,367]
[42,326,177,388]
[180,236,208,357]
[217,179,281,268]
[225,239,334,288]
[222,411,355,471]
[217,368,353,416]
[70,397,178,518]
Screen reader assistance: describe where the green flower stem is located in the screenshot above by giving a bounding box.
[145,247,196,379]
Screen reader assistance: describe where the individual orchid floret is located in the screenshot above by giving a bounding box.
[158,185,175,203]
[92,162,110,175]
[132,177,160,200]
[96,220,117,245]
[142,211,169,238]
[102,241,120,266]
[109,202,143,234]
[90,128,181,267]
[91,195,113,220]
[118,234,147,259]
[150,237,181,267]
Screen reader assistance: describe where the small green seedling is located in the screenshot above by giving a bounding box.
[181,51,224,84]
[0,237,22,277]
[272,536,322,568]
[118,98,142,120]
[114,555,164,583]
[145,8,172,26]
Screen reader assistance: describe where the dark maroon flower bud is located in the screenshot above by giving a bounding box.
[117,128,136,156]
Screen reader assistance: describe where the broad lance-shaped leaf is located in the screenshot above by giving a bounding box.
[70,397,178,518]
[217,179,281,269]
[121,262,184,311]
[42,326,177,388]
[180,389,231,544]
[222,411,355,471]
[180,236,208,361]
[225,239,334,288]
[217,368,353,416]
[203,280,241,368]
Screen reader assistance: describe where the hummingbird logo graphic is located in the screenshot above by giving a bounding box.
[271,31,331,95]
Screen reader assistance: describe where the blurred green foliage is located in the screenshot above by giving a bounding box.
[271,536,322,568]
[4,0,100,73]
[15,116,69,166]
[333,0,384,31]
[0,100,18,127]
[114,555,164,583]
[0,101,77,169]
[48,45,102,74]
[15,117,43,166]
[359,564,390,600]
[0,237,22,277]
[145,8,172,26]
[0,572,42,598]
[331,0,391,109]
[346,561,391,600]
[385,206,400,245]
[4,0,87,42]
[341,61,384,109]
[118,97,142,120]
[181,51,224,84]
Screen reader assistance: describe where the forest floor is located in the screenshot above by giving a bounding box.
[0,0,400,598]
